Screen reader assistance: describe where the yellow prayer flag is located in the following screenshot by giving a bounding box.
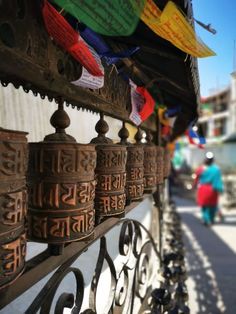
[158,108,169,126]
[167,142,176,157]
[141,0,216,58]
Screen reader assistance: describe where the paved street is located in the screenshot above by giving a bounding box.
[177,197,236,314]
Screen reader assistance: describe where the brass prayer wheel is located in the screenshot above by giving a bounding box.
[119,123,144,202]
[136,129,157,193]
[156,146,164,185]
[28,102,96,244]
[0,128,27,290]
[163,148,171,178]
[91,114,127,222]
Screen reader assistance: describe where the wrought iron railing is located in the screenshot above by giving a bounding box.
[0,191,190,314]
[0,196,162,313]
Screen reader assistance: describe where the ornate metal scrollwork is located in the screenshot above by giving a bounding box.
[149,202,190,313]
[25,218,161,314]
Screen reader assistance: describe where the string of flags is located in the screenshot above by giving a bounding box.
[41,0,211,148]
[186,122,206,149]
[158,108,206,148]
[53,0,146,36]
[77,24,140,66]
[53,0,216,57]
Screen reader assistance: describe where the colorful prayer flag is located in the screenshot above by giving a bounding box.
[141,0,215,58]
[186,123,206,149]
[53,0,146,36]
[71,45,104,89]
[42,1,103,76]
[129,81,155,125]
[78,24,140,65]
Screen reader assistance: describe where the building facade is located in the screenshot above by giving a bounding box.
[186,72,236,171]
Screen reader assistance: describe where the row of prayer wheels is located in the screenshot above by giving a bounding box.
[0,102,171,290]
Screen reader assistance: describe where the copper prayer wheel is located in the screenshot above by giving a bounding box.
[126,145,144,201]
[91,115,127,222]
[156,146,164,185]
[119,123,144,202]
[28,102,96,244]
[0,128,27,290]
[163,148,171,178]
[136,130,157,193]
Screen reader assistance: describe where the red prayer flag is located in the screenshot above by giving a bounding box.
[185,131,204,149]
[137,87,155,121]
[42,1,103,77]
[129,82,155,125]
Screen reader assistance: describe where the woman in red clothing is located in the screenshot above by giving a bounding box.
[194,152,223,226]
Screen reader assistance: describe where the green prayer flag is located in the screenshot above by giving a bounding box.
[53,0,146,36]
[148,85,165,108]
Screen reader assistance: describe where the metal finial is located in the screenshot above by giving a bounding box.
[91,113,113,144]
[134,128,143,144]
[146,130,153,144]
[44,98,76,142]
[118,121,129,145]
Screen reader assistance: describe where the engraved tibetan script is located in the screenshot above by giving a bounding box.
[49,217,70,238]
[30,180,96,208]
[0,142,26,177]
[98,173,126,191]
[2,190,27,226]
[97,193,126,215]
[127,183,144,198]
[2,234,26,276]
[31,216,47,239]
[71,208,94,233]
[144,176,156,188]
[128,149,144,164]
[97,149,127,168]
[30,146,96,175]
[30,208,94,241]
[77,181,96,204]
[129,167,143,180]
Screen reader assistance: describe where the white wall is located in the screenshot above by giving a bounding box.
[189,144,236,172]
[0,84,122,143]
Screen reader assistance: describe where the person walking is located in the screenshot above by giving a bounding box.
[194,152,223,226]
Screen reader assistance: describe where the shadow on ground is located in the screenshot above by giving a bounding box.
[175,197,236,314]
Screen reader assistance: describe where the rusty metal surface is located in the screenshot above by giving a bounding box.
[156,146,164,185]
[27,103,97,243]
[90,115,128,221]
[94,145,127,221]
[126,145,144,201]
[0,128,28,290]
[143,145,157,193]
[28,142,96,243]
[163,148,171,178]
[118,123,144,202]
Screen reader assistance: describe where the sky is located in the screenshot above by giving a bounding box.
[192,0,236,97]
